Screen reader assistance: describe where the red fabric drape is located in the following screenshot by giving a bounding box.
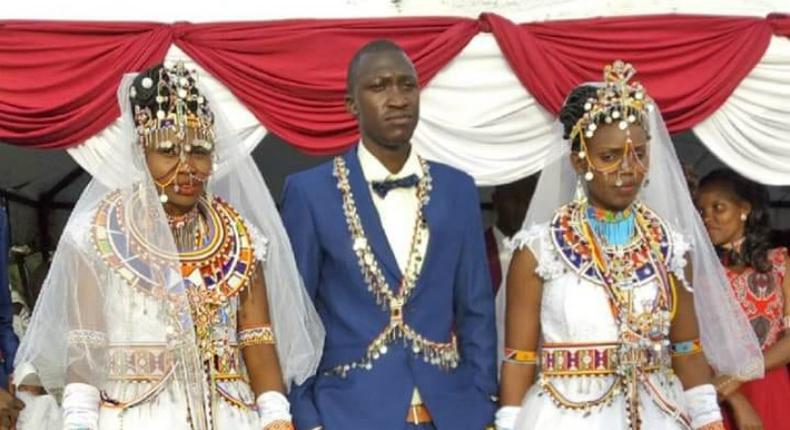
[483,13,774,133]
[0,21,171,149]
[0,18,479,152]
[176,18,481,154]
[768,13,790,36]
[0,14,787,151]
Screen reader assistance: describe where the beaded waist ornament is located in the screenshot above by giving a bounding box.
[326,156,459,377]
[540,342,666,377]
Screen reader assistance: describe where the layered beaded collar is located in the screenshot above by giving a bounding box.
[551,201,672,288]
[92,190,255,303]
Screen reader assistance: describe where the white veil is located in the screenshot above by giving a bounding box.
[15,70,324,422]
[15,74,211,428]
[497,98,764,381]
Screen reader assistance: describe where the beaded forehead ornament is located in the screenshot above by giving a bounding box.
[570,61,655,183]
[130,61,215,158]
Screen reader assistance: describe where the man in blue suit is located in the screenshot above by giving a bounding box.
[282,39,497,430]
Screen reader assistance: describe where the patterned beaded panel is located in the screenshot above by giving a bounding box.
[541,342,666,377]
[107,344,243,382]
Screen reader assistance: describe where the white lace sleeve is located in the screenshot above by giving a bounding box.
[247,224,270,263]
[507,223,565,281]
[668,227,693,292]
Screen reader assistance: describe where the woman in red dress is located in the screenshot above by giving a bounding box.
[697,169,790,430]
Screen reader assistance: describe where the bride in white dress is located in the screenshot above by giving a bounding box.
[13,62,323,430]
[495,61,763,430]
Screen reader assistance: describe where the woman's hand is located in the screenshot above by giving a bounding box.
[728,394,763,430]
[713,374,742,400]
[0,388,23,430]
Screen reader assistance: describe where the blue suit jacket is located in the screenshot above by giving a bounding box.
[0,208,18,388]
[282,148,497,430]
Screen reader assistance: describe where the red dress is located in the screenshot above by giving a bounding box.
[723,248,790,430]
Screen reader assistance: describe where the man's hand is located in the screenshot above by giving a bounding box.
[0,388,24,430]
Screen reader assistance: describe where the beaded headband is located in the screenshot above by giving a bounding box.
[570,60,654,182]
[570,60,654,142]
[130,62,215,155]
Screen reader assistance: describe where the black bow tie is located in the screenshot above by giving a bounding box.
[371,174,419,198]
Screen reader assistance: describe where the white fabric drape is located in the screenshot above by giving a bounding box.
[413,34,556,186]
[692,36,790,186]
[69,34,790,188]
[417,32,790,186]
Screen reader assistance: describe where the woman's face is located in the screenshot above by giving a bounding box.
[696,182,749,246]
[572,123,649,212]
[144,129,213,215]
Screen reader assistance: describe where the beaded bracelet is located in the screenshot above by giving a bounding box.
[504,348,537,365]
[238,325,276,347]
[671,339,702,357]
[263,421,294,430]
[697,421,725,430]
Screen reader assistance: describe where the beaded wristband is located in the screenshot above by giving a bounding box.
[238,325,275,347]
[696,421,725,430]
[504,348,537,365]
[714,375,740,393]
[671,339,702,357]
[263,420,294,430]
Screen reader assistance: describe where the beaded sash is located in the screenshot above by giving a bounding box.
[326,156,459,377]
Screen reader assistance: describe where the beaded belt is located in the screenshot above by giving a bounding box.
[537,341,674,422]
[108,344,244,382]
[541,341,666,377]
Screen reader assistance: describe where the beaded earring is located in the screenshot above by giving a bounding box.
[574,178,587,203]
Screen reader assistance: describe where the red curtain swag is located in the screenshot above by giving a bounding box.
[0,13,786,153]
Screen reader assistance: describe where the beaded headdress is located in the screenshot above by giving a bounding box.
[130,62,215,156]
[570,61,655,182]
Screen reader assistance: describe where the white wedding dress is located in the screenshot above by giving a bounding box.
[511,220,694,430]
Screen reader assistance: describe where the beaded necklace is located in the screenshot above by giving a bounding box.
[586,205,635,247]
[167,206,207,252]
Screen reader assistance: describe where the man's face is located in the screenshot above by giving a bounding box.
[346,50,419,150]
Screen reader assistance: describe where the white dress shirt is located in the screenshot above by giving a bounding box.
[357,143,429,271]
